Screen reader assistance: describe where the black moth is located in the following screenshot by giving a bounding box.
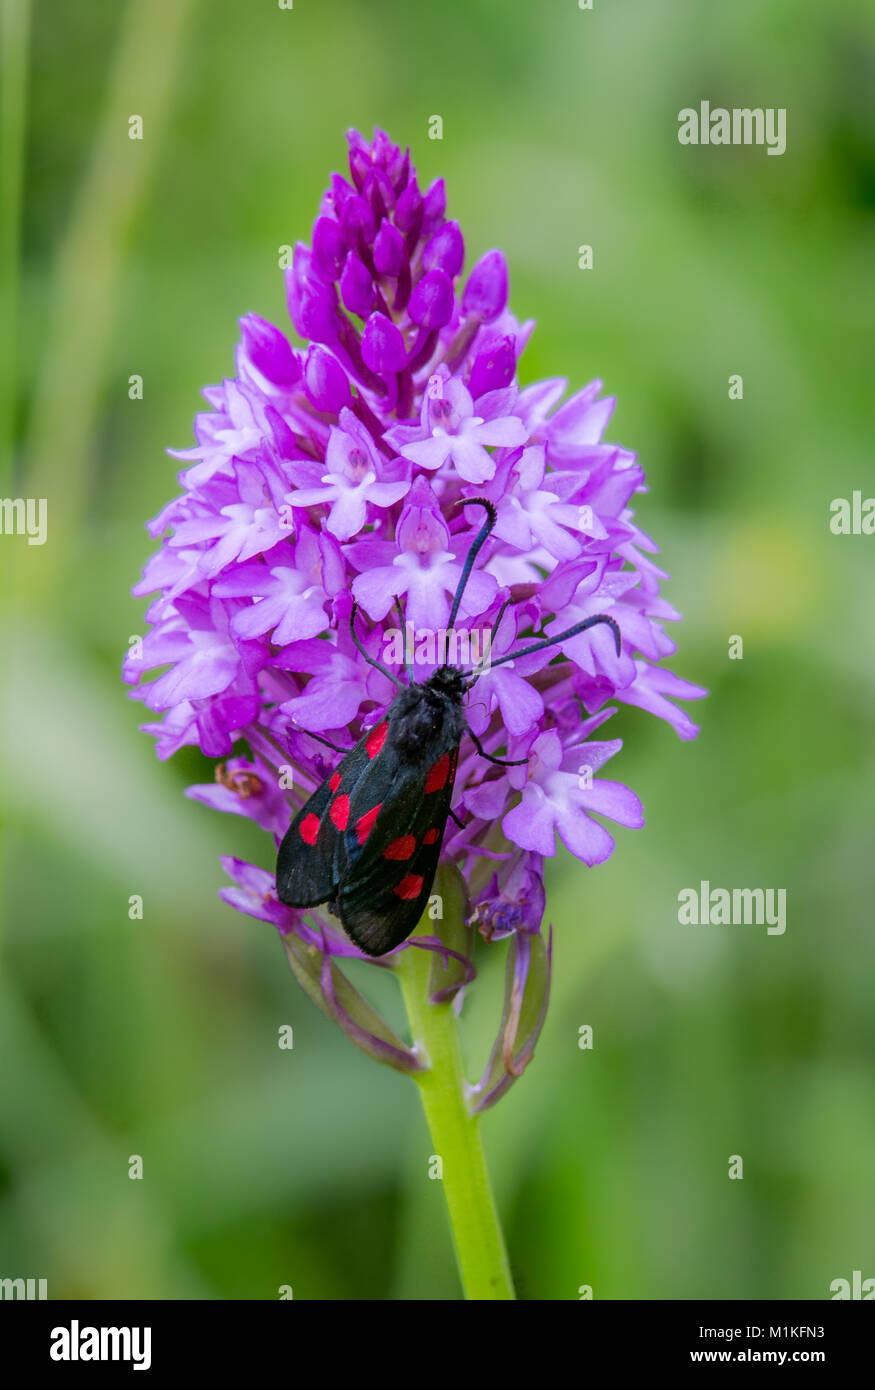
[276,499,621,957]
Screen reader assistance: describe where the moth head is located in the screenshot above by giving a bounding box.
[425,665,466,702]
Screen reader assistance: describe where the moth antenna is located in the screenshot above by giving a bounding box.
[350,602,406,689]
[447,497,497,632]
[483,612,622,673]
[491,595,513,641]
[462,595,515,684]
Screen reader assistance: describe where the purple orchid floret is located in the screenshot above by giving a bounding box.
[128,129,705,1084]
[469,849,546,942]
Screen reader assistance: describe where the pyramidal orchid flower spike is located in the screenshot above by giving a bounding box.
[127,129,706,1300]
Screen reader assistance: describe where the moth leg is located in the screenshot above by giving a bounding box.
[295,727,352,756]
[394,597,414,684]
[467,727,528,767]
[448,806,466,830]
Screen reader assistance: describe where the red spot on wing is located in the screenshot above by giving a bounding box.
[423,828,439,845]
[366,721,388,759]
[329,771,341,792]
[299,812,320,845]
[393,873,424,900]
[355,803,382,845]
[425,753,450,793]
[384,835,416,861]
[330,795,350,830]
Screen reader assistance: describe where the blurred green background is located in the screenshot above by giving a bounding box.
[1,0,873,1300]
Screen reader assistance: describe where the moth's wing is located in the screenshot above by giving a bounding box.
[276,732,376,909]
[336,746,459,956]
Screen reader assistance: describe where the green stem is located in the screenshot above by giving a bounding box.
[395,919,515,1301]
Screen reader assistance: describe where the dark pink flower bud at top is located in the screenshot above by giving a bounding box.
[462,249,509,322]
[423,220,464,278]
[303,345,353,413]
[374,218,405,277]
[469,335,517,398]
[361,312,407,374]
[340,251,375,318]
[408,268,454,329]
[239,314,300,387]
